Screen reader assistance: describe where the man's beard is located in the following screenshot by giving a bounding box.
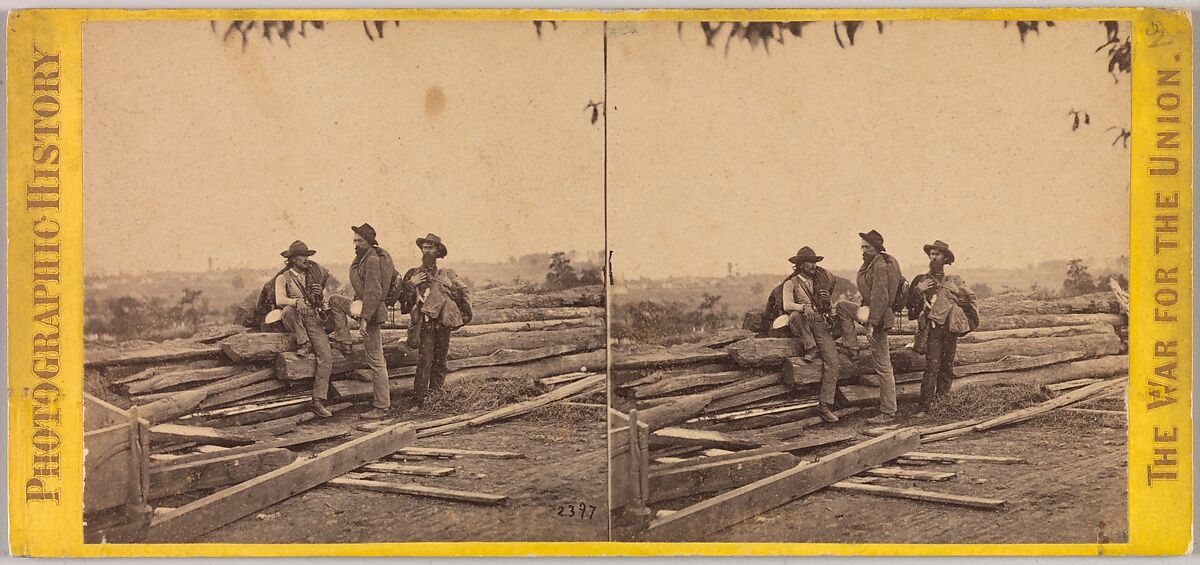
[862,251,872,262]
[929,258,945,273]
[422,253,438,267]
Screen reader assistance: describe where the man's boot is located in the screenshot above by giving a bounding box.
[817,403,839,422]
[360,407,388,419]
[311,398,333,418]
[296,343,312,357]
[866,412,896,425]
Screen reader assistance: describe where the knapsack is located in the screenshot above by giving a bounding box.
[385,270,404,307]
[251,267,289,329]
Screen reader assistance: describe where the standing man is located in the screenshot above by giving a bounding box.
[780,246,841,422]
[329,223,396,419]
[399,233,472,407]
[275,240,334,418]
[908,240,976,415]
[836,229,904,424]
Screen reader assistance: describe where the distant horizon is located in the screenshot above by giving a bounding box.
[84,248,607,278]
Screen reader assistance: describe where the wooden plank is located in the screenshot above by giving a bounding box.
[862,466,956,481]
[464,306,605,326]
[648,452,798,503]
[975,291,1120,317]
[1047,378,1102,392]
[695,402,817,426]
[221,402,351,438]
[726,337,807,367]
[219,332,295,363]
[892,312,1124,334]
[392,447,525,459]
[358,462,456,477]
[1061,407,1125,417]
[146,422,418,542]
[634,370,746,398]
[203,401,311,428]
[632,394,713,432]
[900,452,1026,465]
[198,378,287,410]
[538,372,594,387]
[134,368,274,405]
[135,390,208,425]
[331,476,506,505]
[828,481,1005,509]
[149,423,251,447]
[643,430,921,541]
[85,345,223,368]
[472,284,603,310]
[126,366,242,395]
[149,447,297,499]
[451,316,603,337]
[148,428,349,469]
[704,384,794,413]
[84,392,132,431]
[611,346,731,371]
[652,434,855,471]
[648,427,761,450]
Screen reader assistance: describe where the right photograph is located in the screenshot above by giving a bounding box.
[606,20,1132,543]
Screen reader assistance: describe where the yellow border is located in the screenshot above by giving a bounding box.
[6,7,1192,557]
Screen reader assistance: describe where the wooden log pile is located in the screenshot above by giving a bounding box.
[610,289,1129,539]
[84,285,606,542]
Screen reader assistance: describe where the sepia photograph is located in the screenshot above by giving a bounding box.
[80,19,608,543]
[606,19,1132,543]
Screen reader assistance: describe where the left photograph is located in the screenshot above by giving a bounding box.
[81,19,607,543]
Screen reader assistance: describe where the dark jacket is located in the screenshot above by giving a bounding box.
[857,252,903,329]
[350,246,396,323]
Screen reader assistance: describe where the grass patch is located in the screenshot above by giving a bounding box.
[928,382,1052,421]
[422,375,546,414]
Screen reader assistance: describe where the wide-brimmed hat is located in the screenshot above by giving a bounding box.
[859,230,886,252]
[352,223,378,246]
[923,239,956,265]
[416,233,448,258]
[788,246,824,264]
[281,240,316,258]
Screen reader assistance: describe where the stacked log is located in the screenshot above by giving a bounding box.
[610,289,1129,534]
[85,284,608,441]
[611,292,1128,483]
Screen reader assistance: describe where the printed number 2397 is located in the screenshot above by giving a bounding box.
[555,501,597,520]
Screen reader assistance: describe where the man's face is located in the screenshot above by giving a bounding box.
[799,260,816,275]
[928,248,945,269]
[421,242,438,258]
[861,239,877,261]
[353,233,368,252]
[293,255,309,268]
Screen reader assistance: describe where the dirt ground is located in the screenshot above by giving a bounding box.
[169,409,608,543]
[632,399,1129,544]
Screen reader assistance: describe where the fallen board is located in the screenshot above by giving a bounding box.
[898,452,1026,465]
[148,428,350,470]
[861,466,956,481]
[648,452,798,503]
[149,423,251,447]
[330,476,506,505]
[392,447,525,459]
[358,462,456,477]
[828,481,1005,509]
[651,434,855,471]
[146,423,417,542]
[149,447,297,499]
[643,430,921,541]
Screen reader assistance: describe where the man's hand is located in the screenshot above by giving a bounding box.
[866,326,878,346]
[358,318,368,339]
[916,278,935,293]
[412,271,429,285]
[803,304,822,322]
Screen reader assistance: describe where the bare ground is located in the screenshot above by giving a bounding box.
[163,406,608,543]
[634,398,1128,544]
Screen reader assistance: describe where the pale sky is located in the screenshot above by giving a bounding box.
[607,20,1131,278]
[83,20,605,275]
